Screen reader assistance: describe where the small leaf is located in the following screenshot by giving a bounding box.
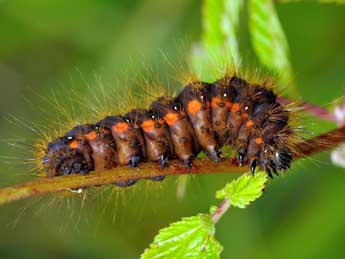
[141,214,222,259]
[216,172,267,208]
[249,0,298,96]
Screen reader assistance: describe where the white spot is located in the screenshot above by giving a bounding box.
[275,152,279,159]
[125,119,130,123]
[244,106,249,111]
[331,144,345,168]
[223,93,227,97]
[70,188,83,194]
[174,106,178,110]
[151,115,155,119]
[67,136,73,140]
[200,95,204,99]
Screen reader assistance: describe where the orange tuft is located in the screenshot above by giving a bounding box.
[69,140,79,149]
[231,103,240,113]
[246,120,254,128]
[112,122,129,133]
[86,131,97,140]
[241,113,249,120]
[225,101,232,108]
[211,97,221,109]
[206,101,211,109]
[142,120,155,132]
[164,113,178,126]
[187,100,202,114]
[255,137,263,145]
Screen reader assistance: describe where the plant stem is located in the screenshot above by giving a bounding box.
[211,199,231,224]
[278,97,337,122]
[0,126,344,206]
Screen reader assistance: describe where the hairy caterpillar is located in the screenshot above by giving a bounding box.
[42,73,294,187]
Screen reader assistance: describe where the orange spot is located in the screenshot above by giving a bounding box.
[86,131,97,141]
[246,120,254,128]
[164,113,178,126]
[206,101,211,109]
[103,129,111,134]
[187,100,202,114]
[112,122,128,133]
[70,140,78,149]
[241,113,249,120]
[225,101,232,109]
[211,97,221,109]
[231,103,240,113]
[142,120,155,132]
[255,137,263,145]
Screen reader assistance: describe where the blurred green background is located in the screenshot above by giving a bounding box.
[0,0,345,258]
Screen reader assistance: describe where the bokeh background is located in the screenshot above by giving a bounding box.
[0,1,345,258]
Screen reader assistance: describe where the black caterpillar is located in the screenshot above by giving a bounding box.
[43,76,293,186]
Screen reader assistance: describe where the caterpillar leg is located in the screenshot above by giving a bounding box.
[158,154,169,169]
[129,155,141,168]
[150,155,168,181]
[183,158,193,169]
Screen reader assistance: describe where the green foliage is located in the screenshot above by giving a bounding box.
[280,0,345,3]
[202,0,224,49]
[249,0,295,94]
[221,0,244,67]
[142,172,268,258]
[216,172,267,208]
[190,0,243,80]
[191,0,299,96]
[141,214,222,259]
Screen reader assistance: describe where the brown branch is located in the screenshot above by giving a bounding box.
[0,126,345,206]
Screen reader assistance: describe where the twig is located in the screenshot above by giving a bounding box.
[211,199,231,224]
[278,97,337,122]
[0,126,344,206]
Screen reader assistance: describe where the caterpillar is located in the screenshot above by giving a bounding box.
[42,74,293,187]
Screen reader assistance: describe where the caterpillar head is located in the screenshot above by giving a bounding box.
[42,125,95,177]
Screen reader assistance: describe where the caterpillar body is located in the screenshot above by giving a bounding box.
[42,75,293,187]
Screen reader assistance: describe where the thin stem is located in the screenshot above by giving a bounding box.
[0,126,344,206]
[211,199,231,224]
[278,97,337,122]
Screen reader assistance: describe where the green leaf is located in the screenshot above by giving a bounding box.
[189,0,224,81]
[216,172,267,208]
[222,0,244,67]
[141,214,222,259]
[202,0,224,49]
[279,0,345,3]
[249,0,297,96]
[190,0,243,80]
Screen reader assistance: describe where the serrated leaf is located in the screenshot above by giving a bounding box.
[216,172,267,208]
[141,214,222,259]
[249,0,297,95]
